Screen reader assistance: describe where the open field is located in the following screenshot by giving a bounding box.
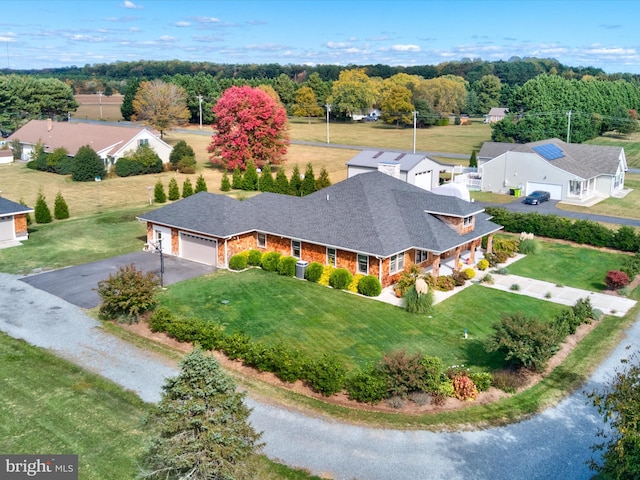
[73,94,125,122]
[587,131,640,167]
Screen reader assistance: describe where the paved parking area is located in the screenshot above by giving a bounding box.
[20,251,215,309]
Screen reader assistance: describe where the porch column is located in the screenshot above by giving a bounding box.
[469,239,479,263]
[431,254,441,278]
[486,234,494,254]
[454,246,462,270]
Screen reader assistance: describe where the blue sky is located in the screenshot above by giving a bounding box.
[2,0,639,73]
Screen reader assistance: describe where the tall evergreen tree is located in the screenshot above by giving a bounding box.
[53,191,70,220]
[220,171,231,192]
[243,160,259,191]
[301,163,316,196]
[194,173,208,193]
[259,167,275,192]
[182,178,194,198]
[120,77,141,121]
[469,150,478,168]
[231,167,243,190]
[289,164,302,196]
[154,180,167,204]
[140,348,262,480]
[34,189,52,224]
[315,166,332,190]
[274,167,290,195]
[167,177,180,201]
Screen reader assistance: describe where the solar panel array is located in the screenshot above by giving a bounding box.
[532,144,564,161]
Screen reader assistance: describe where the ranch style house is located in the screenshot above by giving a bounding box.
[138,171,503,287]
[0,196,33,244]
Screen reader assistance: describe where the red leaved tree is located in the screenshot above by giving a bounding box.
[208,86,289,171]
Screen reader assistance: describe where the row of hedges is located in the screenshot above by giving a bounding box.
[229,250,383,297]
[148,307,492,405]
[486,208,640,252]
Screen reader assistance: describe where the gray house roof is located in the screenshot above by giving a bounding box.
[478,138,625,179]
[346,150,450,172]
[487,107,509,117]
[0,197,33,216]
[139,171,501,257]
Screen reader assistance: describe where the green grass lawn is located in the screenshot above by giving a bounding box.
[157,269,566,370]
[586,132,640,167]
[504,240,626,291]
[0,207,149,274]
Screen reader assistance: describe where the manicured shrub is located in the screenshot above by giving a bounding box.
[305,262,324,283]
[421,355,444,393]
[452,375,479,401]
[221,332,253,360]
[154,180,167,203]
[231,167,243,189]
[572,297,595,323]
[436,275,456,291]
[195,173,208,193]
[493,237,519,256]
[612,225,640,252]
[477,259,489,270]
[229,253,248,270]
[376,350,429,398]
[404,284,434,314]
[220,171,231,192]
[469,372,493,392]
[148,306,175,333]
[53,191,69,220]
[357,275,382,297]
[491,368,527,393]
[247,249,262,266]
[329,268,352,290]
[348,274,363,293]
[451,270,467,287]
[277,256,297,277]
[621,252,640,279]
[260,251,282,272]
[305,354,347,396]
[553,309,580,336]
[605,270,630,290]
[167,177,180,200]
[165,316,205,343]
[71,145,106,182]
[169,139,195,168]
[182,178,194,198]
[345,367,387,404]
[318,265,334,286]
[462,268,475,280]
[96,263,159,322]
[265,343,308,383]
[176,156,196,174]
[196,321,225,351]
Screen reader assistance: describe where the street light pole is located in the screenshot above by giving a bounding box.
[197,94,203,130]
[413,110,418,154]
[325,104,331,144]
[147,186,153,205]
[157,237,165,288]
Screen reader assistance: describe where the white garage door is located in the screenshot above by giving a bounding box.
[413,170,432,190]
[526,182,563,200]
[180,232,217,266]
[0,216,14,241]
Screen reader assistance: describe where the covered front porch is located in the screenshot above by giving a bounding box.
[424,234,495,278]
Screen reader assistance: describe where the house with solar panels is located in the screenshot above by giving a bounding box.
[476,138,627,203]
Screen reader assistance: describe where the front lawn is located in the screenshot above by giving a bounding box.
[157,269,566,370]
[504,240,626,291]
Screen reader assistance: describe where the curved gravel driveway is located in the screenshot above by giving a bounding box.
[2,272,637,480]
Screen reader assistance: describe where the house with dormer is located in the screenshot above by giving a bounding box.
[478,138,627,203]
[138,171,502,286]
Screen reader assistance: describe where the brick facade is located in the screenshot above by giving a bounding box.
[14,214,28,238]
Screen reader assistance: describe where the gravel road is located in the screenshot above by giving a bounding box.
[2,272,638,480]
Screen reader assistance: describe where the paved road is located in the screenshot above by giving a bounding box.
[2,271,638,479]
[20,252,215,309]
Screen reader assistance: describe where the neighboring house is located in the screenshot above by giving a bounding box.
[6,120,173,169]
[477,138,627,202]
[484,108,509,123]
[0,147,13,164]
[346,150,454,191]
[0,197,33,243]
[138,171,503,287]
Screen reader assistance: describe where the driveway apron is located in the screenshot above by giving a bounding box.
[1,272,639,479]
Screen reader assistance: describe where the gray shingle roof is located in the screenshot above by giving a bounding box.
[0,197,33,216]
[479,138,625,179]
[139,171,502,257]
[346,150,446,172]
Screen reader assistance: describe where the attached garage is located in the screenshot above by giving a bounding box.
[525,182,563,200]
[0,216,14,241]
[179,232,217,266]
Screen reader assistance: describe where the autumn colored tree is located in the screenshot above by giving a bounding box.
[208,86,289,171]
[415,75,468,115]
[380,85,414,127]
[132,79,190,138]
[292,86,323,123]
[328,68,378,119]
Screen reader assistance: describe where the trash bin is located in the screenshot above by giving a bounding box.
[513,188,521,197]
[295,260,309,279]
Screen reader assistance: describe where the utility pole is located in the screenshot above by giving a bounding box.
[412,110,418,153]
[325,104,331,144]
[197,94,203,130]
[566,110,572,143]
[97,91,103,120]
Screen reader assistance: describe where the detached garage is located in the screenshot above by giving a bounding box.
[0,197,33,245]
[526,182,563,200]
[180,232,217,266]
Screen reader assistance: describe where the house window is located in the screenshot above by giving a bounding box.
[389,253,405,275]
[138,138,149,147]
[415,249,429,264]
[292,240,301,258]
[463,216,473,227]
[357,254,369,275]
[257,232,266,248]
[327,247,337,267]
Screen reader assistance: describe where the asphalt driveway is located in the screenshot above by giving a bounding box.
[20,251,215,309]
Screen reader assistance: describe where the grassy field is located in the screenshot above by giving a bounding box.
[157,269,566,370]
[586,131,640,167]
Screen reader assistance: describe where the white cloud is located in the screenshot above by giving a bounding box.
[158,35,177,42]
[194,17,221,24]
[326,41,351,49]
[389,44,420,52]
[0,32,16,42]
[175,21,191,27]
[123,1,143,9]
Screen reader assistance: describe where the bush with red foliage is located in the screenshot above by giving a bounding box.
[605,270,630,290]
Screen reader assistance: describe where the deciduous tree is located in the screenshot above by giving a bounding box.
[71,145,105,182]
[380,85,414,127]
[140,348,262,480]
[292,86,323,123]
[328,68,378,119]
[209,86,289,171]
[132,79,190,138]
